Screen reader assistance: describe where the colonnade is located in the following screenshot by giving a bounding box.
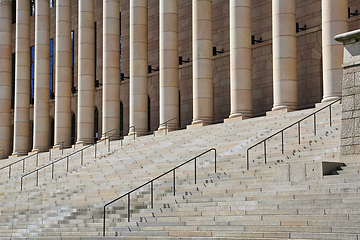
[0,0,350,157]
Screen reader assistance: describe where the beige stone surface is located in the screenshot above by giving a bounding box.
[12,0,31,156]
[159,0,179,131]
[102,0,120,137]
[54,0,72,147]
[272,0,298,111]
[191,0,213,126]
[322,0,348,102]
[0,0,12,157]
[77,0,95,145]
[33,0,50,152]
[229,0,252,119]
[129,0,148,136]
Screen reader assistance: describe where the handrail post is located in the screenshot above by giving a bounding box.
[329,105,332,127]
[36,152,39,167]
[61,142,64,155]
[9,165,11,179]
[81,150,83,165]
[22,159,25,173]
[52,163,54,179]
[194,158,197,184]
[314,114,317,135]
[94,142,97,158]
[49,149,51,161]
[281,131,284,154]
[214,148,217,173]
[67,156,69,172]
[165,122,168,135]
[128,194,130,222]
[36,170,39,186]
[298,122,301,144]
[103,206,106,236]
[264,141,267,164]
[108,136,110,152]
[151,181,154,208]
[21,177,23,191]
[173,169,176,196]
[246,149,250,170]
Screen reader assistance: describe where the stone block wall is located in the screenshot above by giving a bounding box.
[341,64,360,155]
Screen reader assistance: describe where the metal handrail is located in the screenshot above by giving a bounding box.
[129,126,136,141]
[154,117,179,136]
[102,148,217,236]
[0,152,39,179]
[246,99,341,170]
[20,131,119,191]
[102,128,118,144]
[54,137,76,155]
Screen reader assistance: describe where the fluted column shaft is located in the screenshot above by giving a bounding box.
[129,0,148,135]
[322,0,348,102]
[229,0,252,119]
[102,0,120,137]
[192,0,213,125]
[33,0,50,152]
[77,0,95,145]
[13,0,30,156]
[0,0,13,157]
[272,0,298,111]
[159,0,179,130]
[54,0,72,147]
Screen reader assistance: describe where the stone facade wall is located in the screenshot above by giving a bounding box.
[341,64,360,155]
[8,0,360,147]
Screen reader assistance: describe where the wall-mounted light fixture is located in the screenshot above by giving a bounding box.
[296,22,307,33]
[213,47,224,56]
[120,73,129,81]
[349,8,359,18]
[148,65,159,74]
[179,56,191,65]
[251,35,263,45]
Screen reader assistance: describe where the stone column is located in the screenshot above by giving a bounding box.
[13,0,30,156]
[192,0,213,126]
[321,0,348,102]
[159,0,179,131]
[272,0,298,111]
[54,0,71,148]
[129,0,148,136]
[33,0,50,152]
[0,0,12,157]
[77,0,95,145]
[102,0,120,137]
[229,0,252,119]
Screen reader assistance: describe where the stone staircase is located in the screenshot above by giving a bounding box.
[0,101,354,239]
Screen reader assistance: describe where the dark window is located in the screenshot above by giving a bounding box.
[50,39,54,99]
[148,96,150,133]
[71,113,76,145]
[12,1,16,24]
[120,102,124,133]
[30,46,34,104]
[94,22,97,84]
[11,53,15,109]
[50,118,54,147]
[94,107,99,140]
[30,0,35,16]
[71,30,75,91]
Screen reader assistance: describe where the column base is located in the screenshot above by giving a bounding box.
[75,140,94,147]
[321,96,341,103]
[225,112,252,123]
[187,119,213,129]
[11,152,29,158]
